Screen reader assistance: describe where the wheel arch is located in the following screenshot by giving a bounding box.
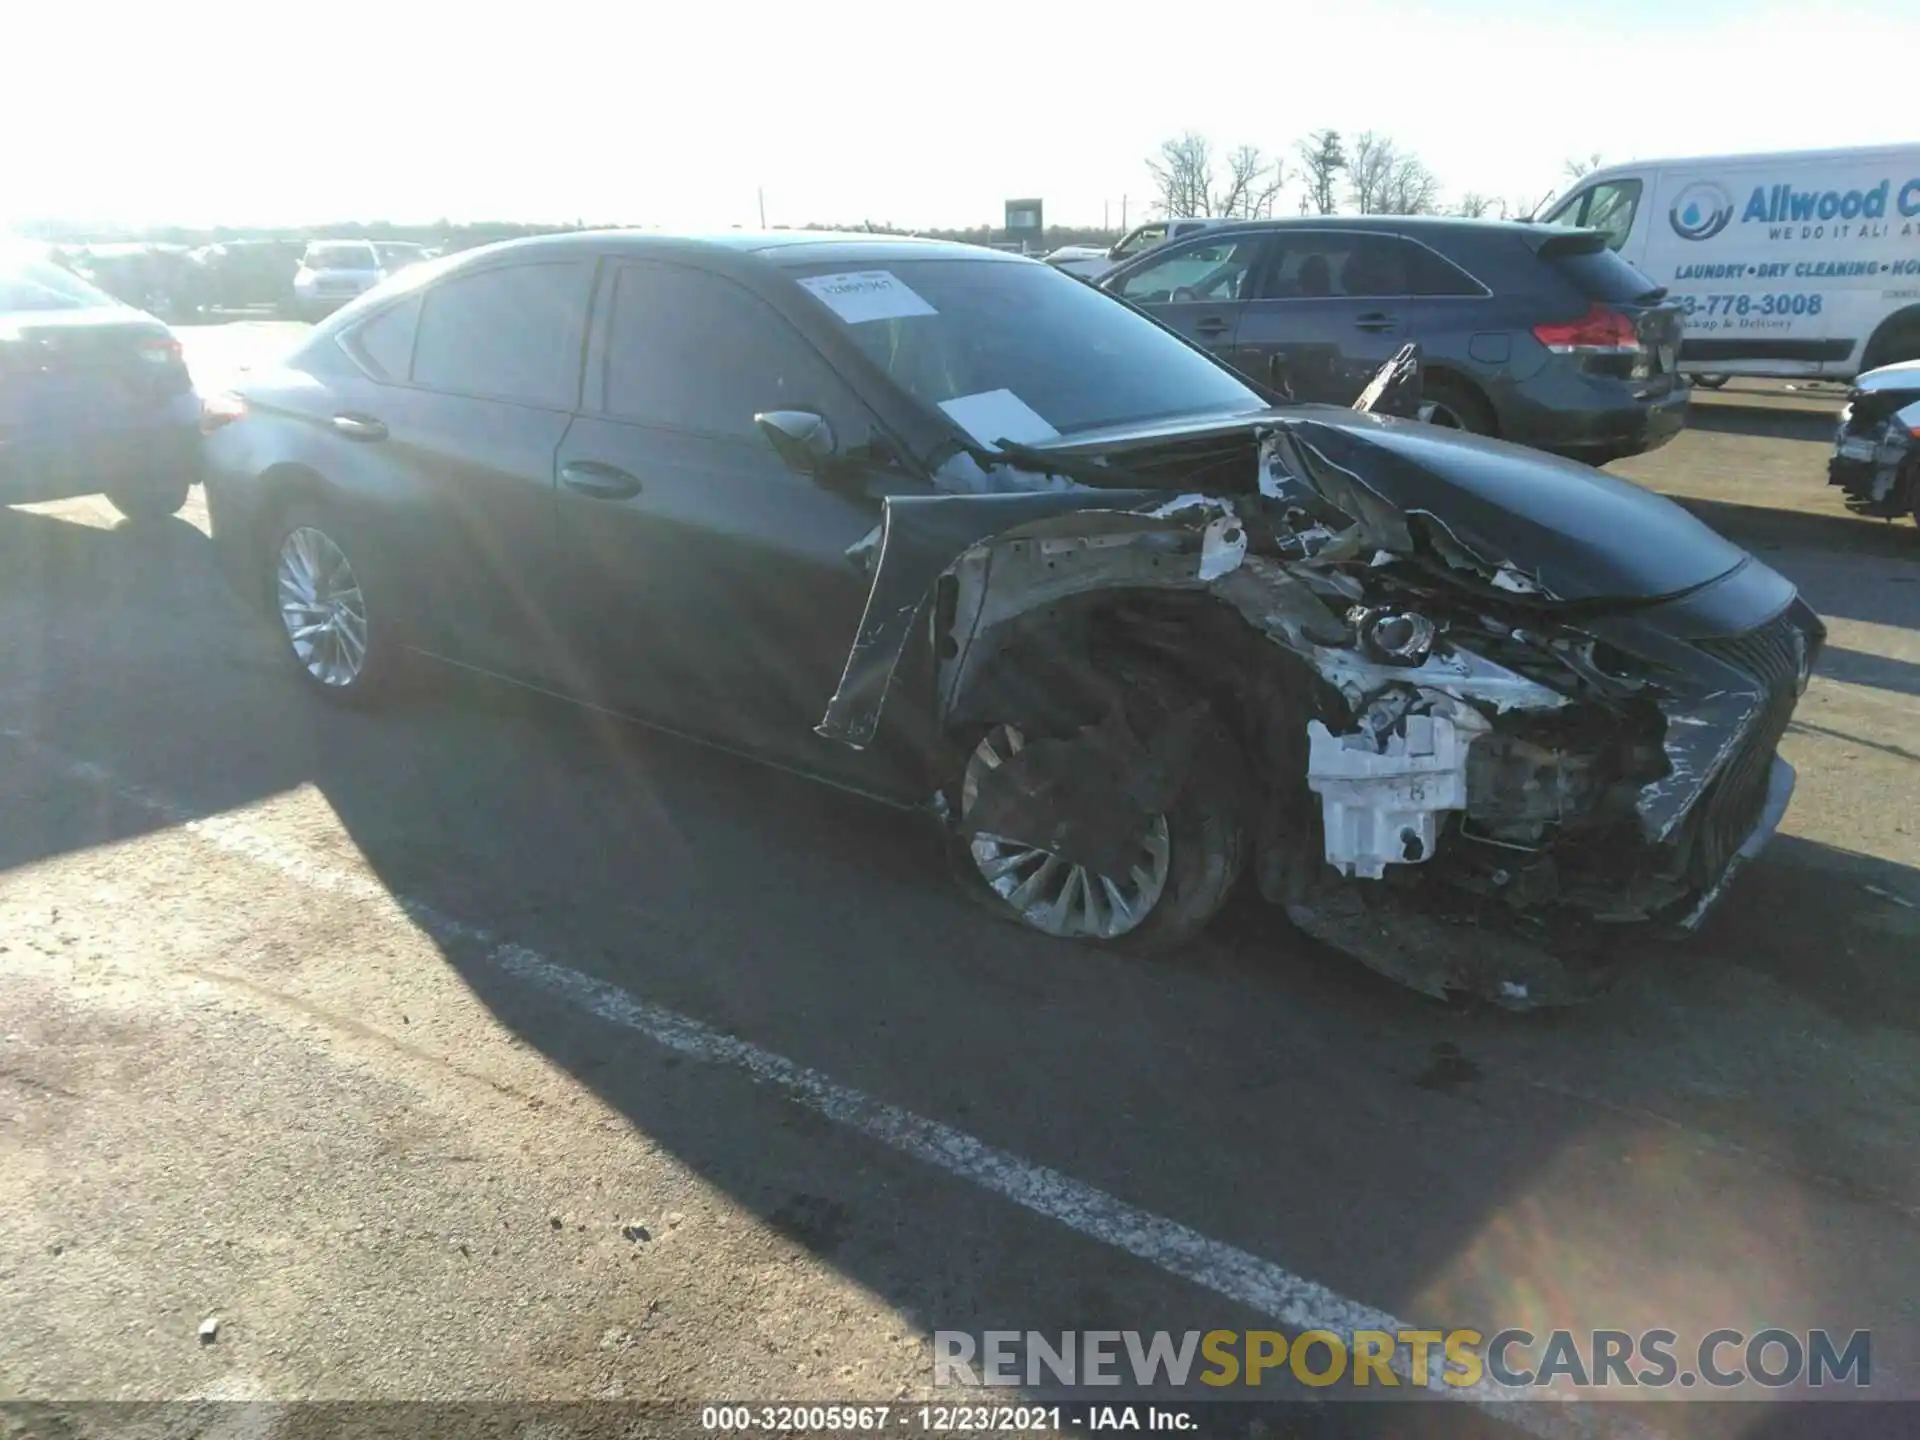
[1418,364,1500,436]
[1860,304,1920,374]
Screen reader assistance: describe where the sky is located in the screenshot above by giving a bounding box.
[6,0,1918,232]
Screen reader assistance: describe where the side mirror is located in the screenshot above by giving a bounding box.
[756,410,839,477]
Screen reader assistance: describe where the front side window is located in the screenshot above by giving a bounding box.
[787,256,1264,440]
[1113,236,1267,303]
[603,262,872,444]
[410,261,591,407]
[1582,180,1642,251]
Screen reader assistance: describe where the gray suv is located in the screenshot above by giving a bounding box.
[1098,215,1689,463]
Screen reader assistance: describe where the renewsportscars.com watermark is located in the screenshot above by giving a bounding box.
[934,1328,1872,1393]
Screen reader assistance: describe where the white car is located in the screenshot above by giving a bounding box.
[1044,218,1226,281]
[1541,143,1920,382]
[291,240,391,320]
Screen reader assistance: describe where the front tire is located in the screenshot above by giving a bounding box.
[947,667,1246,953]
[105,474,191,523]
[267,501,401,706]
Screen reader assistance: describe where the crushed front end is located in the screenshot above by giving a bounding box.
[818,407,1825,1008]
[1828,364,1920,521]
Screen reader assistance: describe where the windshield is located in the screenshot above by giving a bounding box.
[0,254,117,312]
[306,243,379,270]
[786,257,1264,440]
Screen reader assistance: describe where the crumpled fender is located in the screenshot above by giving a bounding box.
[816,488,1168,748]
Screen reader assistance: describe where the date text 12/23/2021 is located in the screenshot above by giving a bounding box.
[700,1404,1193,1432]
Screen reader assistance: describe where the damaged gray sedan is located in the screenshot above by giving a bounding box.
[204,232,1824,1008]
[1829,358,1920,527]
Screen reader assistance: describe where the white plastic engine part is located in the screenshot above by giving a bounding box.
[1305,715,1471,879]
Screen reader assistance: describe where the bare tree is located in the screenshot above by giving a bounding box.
[1146,132,1215,218]
[1147,133,1286,219]
[1347,131,1393,215]
[1381,152,1442,215]
[1218,144,1286,220]
[1348,133,1441,215]
[1564,152,1603,180]
[1295,129,1345,215]
[1455,192,1495,219]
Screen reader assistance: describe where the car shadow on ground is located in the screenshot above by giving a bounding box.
[1684,402,1840,444]
[3,502,1918,1419]
[1670,496,1920,565]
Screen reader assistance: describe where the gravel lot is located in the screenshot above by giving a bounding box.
[2,335,1916,1435]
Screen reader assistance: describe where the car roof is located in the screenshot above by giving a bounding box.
[1179,214,1572,243]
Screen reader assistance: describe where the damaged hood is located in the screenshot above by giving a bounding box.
[1033,408,1748,604]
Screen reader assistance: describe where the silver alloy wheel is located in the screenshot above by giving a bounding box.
[276,525,369,687]
[960,724,1172,940]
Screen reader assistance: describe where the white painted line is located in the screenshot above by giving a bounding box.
[2,729,1636,1440]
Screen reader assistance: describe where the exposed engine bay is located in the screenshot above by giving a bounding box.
[817,356,1825,1008]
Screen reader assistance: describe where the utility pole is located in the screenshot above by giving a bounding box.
[1104,198,1109,229]
[757,187,766,229]
[1121,194,1128,229]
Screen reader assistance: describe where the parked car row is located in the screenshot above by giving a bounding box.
[45,238,437,322]
[166,229,1824,1008]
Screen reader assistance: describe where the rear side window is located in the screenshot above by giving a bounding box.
[603,262,869,442]
[1405,243,1485,297]
[345,294,420,380]
[1550,243,1664,305]
[411,261,592,407]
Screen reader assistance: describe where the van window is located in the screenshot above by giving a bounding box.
[1583,181,1642,251]
[1542,180,1642,252]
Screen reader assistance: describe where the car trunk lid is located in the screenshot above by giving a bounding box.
[1533,231,1684,391]
[0,309,191,429]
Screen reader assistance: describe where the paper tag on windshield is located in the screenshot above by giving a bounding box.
[937,390,1060,449]
[796,271,936,324]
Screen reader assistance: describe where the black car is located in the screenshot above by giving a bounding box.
[1098,216,1689,463]
[202,232,1819,1007]
[0,245,201,520]
[191,239,304,313]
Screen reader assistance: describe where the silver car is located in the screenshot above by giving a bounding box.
[291,240,388,320]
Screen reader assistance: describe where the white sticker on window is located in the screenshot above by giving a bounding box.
[796,270,937,324]
[937,389,1061,449]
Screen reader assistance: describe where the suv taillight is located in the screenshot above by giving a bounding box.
[1532,303,1640,355]
[136,335,184,366]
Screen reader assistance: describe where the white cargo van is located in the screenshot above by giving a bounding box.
[1542,144,1920,381]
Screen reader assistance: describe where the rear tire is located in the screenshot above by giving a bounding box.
[945,664,1246,954]
[105,475,191,523]
[266,500,403,707]
[1690,373,1730,390]
[1417,376,1497,436]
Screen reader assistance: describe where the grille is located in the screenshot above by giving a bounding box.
[1684,613,1809,884]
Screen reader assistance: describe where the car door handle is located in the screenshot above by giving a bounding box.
[560,461,643,500]
[1354,313,1399,332]
[1194,316,1232,336]
[330,413,387,441]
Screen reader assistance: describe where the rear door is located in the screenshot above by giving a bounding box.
[553,259,927,777]
[1102,231,1274,370]
[333,259,593,673]
[1229,230,1418,403]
